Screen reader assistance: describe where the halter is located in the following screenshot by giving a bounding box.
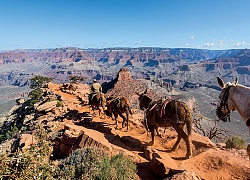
[218,85,232,122]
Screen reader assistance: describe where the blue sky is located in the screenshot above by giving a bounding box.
[1,0,250,50]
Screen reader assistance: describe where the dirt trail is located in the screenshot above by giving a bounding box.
[49,83,250,180]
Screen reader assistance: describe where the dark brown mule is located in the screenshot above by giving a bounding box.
[89,92,107,118]
[105,97,133,131]
[136,89,193,159]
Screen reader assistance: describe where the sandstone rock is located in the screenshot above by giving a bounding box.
[150,149,179,179]
[164,170,201,180]
[11,133,36,152]
[191,132,215,148]
[16,98,25,105]
[36,101,57,112]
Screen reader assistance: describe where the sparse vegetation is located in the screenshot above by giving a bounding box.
[0,127,56,179]
[0,123,19,143]
[193,114,229,142]
[69,75,86,84]
[0,129,137,180]
[56,147,137,180]
[225,136,245,149]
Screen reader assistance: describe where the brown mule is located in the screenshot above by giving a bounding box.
[89,92,107,118]
[105,97,133,131]
[136,89,193,159]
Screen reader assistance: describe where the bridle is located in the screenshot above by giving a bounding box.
[217,85,232,122]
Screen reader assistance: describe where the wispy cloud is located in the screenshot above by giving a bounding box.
[112,41,127,46]
[100,41,108,47]
[203,43,215,47]
[135,41,142,45]
[185,43,190,47]
[189,36,194,40]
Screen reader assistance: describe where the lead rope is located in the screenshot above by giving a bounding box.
[144,110,150,132]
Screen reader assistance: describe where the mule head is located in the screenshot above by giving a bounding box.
[136,89,152,110]
[216,76,233,122]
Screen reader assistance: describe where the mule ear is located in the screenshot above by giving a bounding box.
[135,92,141,96]
[217,77,224,88]
[144,88,149,94]
[234,76,238,85]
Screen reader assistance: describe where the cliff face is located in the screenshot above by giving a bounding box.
[1,47,250,88]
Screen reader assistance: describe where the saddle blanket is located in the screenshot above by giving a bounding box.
[157,99,170,117]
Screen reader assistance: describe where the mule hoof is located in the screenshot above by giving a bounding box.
[185,154,192,159]
[171,146,179,151]
[148,141,153,146]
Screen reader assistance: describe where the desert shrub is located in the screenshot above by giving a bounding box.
[56,147,105,179]
[97,153,137,180]
[0,123,19,143]
[69,75,86,84]
[0,127,56,179]
[27,89,43,110]
[56,147,137,180]
[225,136,245,149]
[56,100,63,107]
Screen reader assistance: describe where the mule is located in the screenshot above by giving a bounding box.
[136,89,193,158]
[105,97,133,131]
[216,76,250,133]
[89,92,107,118]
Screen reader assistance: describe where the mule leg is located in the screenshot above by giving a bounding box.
[125,111,129,131]
[148,126,155,146]
[113,112,119,129]
[171,124,192,159]
[117,111,127,129]
[155,125,162,138]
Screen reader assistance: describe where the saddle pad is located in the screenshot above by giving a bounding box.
[159,99,170,117]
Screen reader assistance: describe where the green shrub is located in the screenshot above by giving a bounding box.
[56,147,105,179]
[0,123,19,143]
[56,100,63,107]
[98,153,137,180]
[56,147,137,180]
[30,75,54,89]
[225,136,245,149]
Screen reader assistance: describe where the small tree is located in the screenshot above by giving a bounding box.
[69,75,86,84]
[30,75,54,89]
[28,75,54,110]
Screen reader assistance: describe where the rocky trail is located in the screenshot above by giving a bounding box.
[46,82,250,180]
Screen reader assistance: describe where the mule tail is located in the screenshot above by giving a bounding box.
[182,103,193,136]
[186,114,192,136]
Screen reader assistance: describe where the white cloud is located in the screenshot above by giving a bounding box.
[185,43,189,47]
[218,40,224,47]
[203,43,215,47]
[189,36,194,40]
[232,41,246,47]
